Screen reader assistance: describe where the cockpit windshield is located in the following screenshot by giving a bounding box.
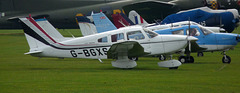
[143,28,158,38]
[200,27,213,35]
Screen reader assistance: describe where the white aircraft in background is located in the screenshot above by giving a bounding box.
[19,16,198,69]
[128,10,226,33]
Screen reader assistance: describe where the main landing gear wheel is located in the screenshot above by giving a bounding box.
[222,55,231,64]
[178,56,194,63]
[197,52,204,57]
[179,56,186,63]
[129,57,138,61]
[159,55,166,61]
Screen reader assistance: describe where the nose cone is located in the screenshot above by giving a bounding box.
[216,33,239,45]
[187,36,198,41]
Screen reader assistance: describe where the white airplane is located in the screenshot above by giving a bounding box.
[19,16,198,69]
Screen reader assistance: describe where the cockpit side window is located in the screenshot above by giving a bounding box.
[187,28,200,36]
[200,27,213,35]
[127,31,145,40]
[111,33,124,42]
[172,29,184,35]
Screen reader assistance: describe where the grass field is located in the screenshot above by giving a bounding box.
[0,29,240,93]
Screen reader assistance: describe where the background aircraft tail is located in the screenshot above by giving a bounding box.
[92,12,117,33]
[112,13,134,28]
[128,10,149,26]
[76,13,97,36]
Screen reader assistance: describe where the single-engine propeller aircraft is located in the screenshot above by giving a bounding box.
[1,0,240,29]
[155,25,240,63]
[19,15,198,69]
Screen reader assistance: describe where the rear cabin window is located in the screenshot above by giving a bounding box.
[127,31,145,40]
[98,36,108,43]
[111,33,124,42]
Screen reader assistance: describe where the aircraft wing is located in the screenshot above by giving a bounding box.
[189,41,207,53]
[107,41,149,59]
[123,1,180,21]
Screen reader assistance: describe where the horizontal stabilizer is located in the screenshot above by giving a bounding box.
[24,50,42,55]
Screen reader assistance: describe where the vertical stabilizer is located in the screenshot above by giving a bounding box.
[35,18,66,42]
[92,12,117,33]
[76,14,97,36]
[19,16,65,54]
[128,10,148,26]
[112,13,134,28]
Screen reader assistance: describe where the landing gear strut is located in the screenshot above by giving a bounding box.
[221,51,231,64]
[159,55,166,61]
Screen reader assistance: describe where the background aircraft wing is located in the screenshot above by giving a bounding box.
[123,1,180,22]
[188,41,207,53]
[107,41,149,59]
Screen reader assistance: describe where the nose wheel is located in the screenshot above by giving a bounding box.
[222,56,231,63]
[221,51,231,64]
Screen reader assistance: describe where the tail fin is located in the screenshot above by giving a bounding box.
[19,16,65,54]
[112,13,134,28]
[35,18,66,41]
[76,13,97,36]
[128,10,148,26]
[92,12,117,33]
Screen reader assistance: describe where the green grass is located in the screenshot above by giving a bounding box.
[0,29,240,93]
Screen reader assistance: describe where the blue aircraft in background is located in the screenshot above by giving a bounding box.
[161,7,239,33]
[155,25,240,63]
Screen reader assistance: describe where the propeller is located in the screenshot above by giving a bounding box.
[187,18,191,53]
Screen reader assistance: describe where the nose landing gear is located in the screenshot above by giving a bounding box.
[221,51,231,64]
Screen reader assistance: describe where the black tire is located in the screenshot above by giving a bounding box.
[189,56,194,63]
[197,52,204,57]
[159,55,166,61]
[129,57,138,61]
[222,56,231,64]
[169,67,178,69]
[178,56,186,63]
